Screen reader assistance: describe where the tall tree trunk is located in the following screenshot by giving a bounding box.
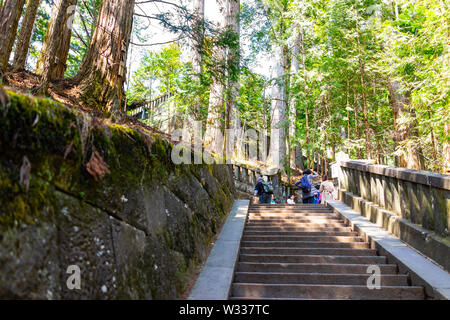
[299,28,310,168]
[267,43,286,169]
[12,0,42,71]
[289,34,300,169]
[295,144,304,170]
[35,0,76,76]
[34,0,73,94]
[72,0,135,114]
[204,0,227,155]
[0,0,27,75]
[387,77,425,170]
[225,0,242,161]
[191,0,204,119]
[373,76,383,164]
[52,1,77,78]
[426,105,438,168]
[182,0,204,144]
[346,77,351,155]
[354,91,362,159]
[203,70,225,155]
[356,31,371,159]
[443,122,450,174]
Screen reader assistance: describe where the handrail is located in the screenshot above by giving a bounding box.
[129,92,174,117]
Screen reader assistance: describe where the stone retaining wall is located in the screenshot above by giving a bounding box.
[0,90,235,299]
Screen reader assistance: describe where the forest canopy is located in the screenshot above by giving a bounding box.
[0,0,448,174]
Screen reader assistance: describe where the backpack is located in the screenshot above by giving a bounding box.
[262,181,274,194]
[299,175,312,194]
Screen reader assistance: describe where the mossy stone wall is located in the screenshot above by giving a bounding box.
[0,89,235,299]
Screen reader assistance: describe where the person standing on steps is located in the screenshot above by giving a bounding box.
[295,169,319,204]
[254,175,272,204]
[319,174,336,204]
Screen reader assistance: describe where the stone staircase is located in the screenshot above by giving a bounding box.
[230,204,425,300]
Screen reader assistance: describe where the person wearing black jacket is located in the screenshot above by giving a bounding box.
[255,175,271,204]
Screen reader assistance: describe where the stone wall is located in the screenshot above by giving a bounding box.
[338,160,450,270]
[0,89,235,299]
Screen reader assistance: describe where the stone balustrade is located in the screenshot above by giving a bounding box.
[339,161,450,236]
[338,160,450,270]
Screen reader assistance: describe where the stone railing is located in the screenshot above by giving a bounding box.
[230,164,294,202]
[339,161,450,236]
[338,160,450,270]
[128,92,174,118]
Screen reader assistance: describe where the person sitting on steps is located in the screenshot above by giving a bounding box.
[270,194,276,204]
[286,194,296,204]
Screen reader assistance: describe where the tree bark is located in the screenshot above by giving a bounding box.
[34,0,73,94]
[72,0,135,115]
[267,43,286,169]
[35,0,77,78]
[356,31,371,159]
[12,0,42,71]
[226,0,242,160]
[299,28,310,168]
[191,0,204,81]
[204,0,228,155]
[0,0,27,74]
[289,34,300,169]
[191,0,204,119]
[443,122,450,174]
[387,76,425,170]
[182,0,204,143]
[52,1,77,78]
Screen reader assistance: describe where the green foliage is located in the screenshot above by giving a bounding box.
[238,67,270,130]
[240,0,448,172]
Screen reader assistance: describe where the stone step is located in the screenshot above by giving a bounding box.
[243,231,359,237]
[248,210,333,214]
[250,203,328,208]
[240,241,369,249]
[247,217,342,223]
[234,272,408,286]
[249,208,328,211]
[231,283,424,300]
[246,222,348,228]
[248,213,339,218]
[246,220,345,226]
[239,254,387,264]
[240,247,378,256]
[244,226,354,232]
[242,235,364,242]
[237,262,397,274]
